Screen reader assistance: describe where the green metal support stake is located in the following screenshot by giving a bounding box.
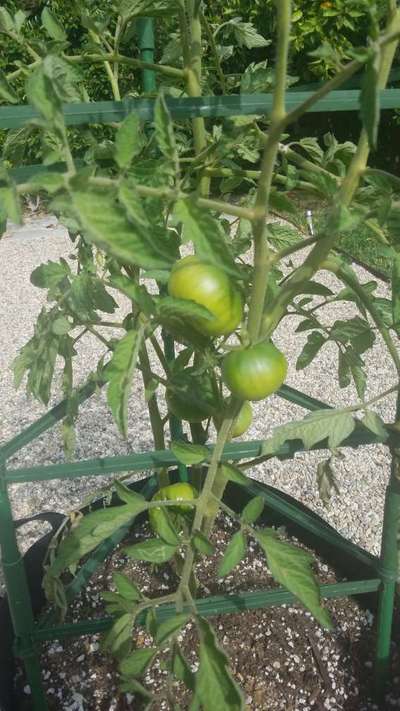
[162,331,189,483]
[0,461,48,710]
[137,17,157,93]
[373,460,400,699]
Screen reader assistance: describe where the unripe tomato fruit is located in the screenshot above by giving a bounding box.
[231,401,253,437]
[222,342,288,401]
[149,482,197,536]
[214,401,253,438]
[166,366,219,423]
[168,256,243,337]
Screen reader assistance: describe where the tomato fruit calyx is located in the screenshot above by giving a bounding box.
[168,255,243,337]
[222,341,288,402]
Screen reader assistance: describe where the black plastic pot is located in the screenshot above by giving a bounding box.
[0,473,378,711]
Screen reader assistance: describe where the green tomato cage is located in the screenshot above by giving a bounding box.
[1,17,400,710]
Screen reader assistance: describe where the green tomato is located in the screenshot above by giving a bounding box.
[231,401,253,437]
[166,366,219,423]
[149,482,198,537]
[214,401,253,438]
[222,342,288,401]
[168,255,243,337]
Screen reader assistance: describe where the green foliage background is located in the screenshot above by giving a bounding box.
[1,0,399,168]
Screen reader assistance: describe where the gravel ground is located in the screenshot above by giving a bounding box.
[0,214,398,594]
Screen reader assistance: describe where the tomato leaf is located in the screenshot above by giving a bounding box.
[120,647,157,677]
[330,316,374,355]
[296,331,327,371]
[101,590,133,615]
[195,617,244,710]
[241,496,264,525]
[31,260,70,290]
[105,327,145,438]
[154,93,178,166]
[150,505,181,546]
[172,643,195,690]
[110,274,155,316]
[255,529,332,628]
[191,530,215,556]
[361,411,388,441]
[0,69,18,104]
[113,572,142,602]
[103,612,134,657]
[115,113,143,169]
[174,198,240,278]
[155,613,190,645]
[157,295,214,323]
[262,409,356,454]
[119,677,153,699]
[218,530,247,577]
[316,459,340,506]
[118,177,149,227]
[171,441,209,465]
[114,480,147,507]
[392,253,400,333]
[45,497,147,581]
[125,538,177,564]
[220,463,249,487]
[41,7,67,41]
[68,188,174,270]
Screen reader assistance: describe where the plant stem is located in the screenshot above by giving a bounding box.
[200,11,227,93]
[184,1,210,196]
[17,176,255,221]
[178,410,236,602]
[65,53,185,79]
[273,235,319,263]
[105,62,121,101]
[87,326,111,348]
[8,31,41,62]
[150,334,170,375]
[85,176,255,220]
[352,383,399,411]
[6,59,40,81]
[279,143,339,181]
[86,30,122,101]
[247,0,292,341]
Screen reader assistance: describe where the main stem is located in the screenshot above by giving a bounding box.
[178,413,235,603]
[247,0,292,341]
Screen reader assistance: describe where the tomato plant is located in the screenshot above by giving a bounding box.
[4,0,400,708]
